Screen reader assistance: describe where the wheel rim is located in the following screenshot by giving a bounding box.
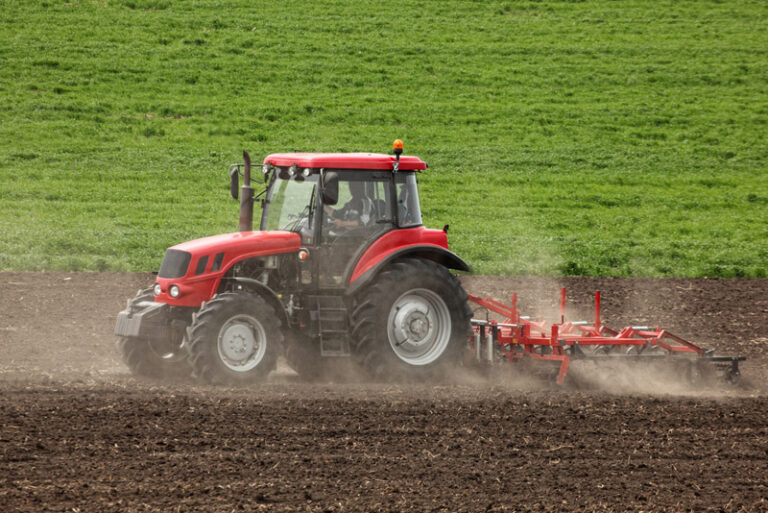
[217,314,268,372]
[147,336,187,363]
[387,288,451,366]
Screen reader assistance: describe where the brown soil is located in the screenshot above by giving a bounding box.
[1,272,767,512]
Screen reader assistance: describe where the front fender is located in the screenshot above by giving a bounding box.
[218,277,290,328]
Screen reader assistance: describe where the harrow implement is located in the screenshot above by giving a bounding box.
[468,289,745,385]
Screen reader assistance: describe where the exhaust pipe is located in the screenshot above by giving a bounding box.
[238,150,254,232]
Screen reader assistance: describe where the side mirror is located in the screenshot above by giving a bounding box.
[321,171,339,206]
[229,168,239,200]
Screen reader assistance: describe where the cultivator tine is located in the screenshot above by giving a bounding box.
[594,291,601,331]
[560,288,566,324]
[486,328,494,363]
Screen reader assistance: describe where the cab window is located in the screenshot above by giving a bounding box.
[396,172,422,227]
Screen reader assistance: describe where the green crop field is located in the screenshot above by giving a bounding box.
[1,0,766,277]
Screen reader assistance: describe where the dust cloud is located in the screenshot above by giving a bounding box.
[0,272,763,398]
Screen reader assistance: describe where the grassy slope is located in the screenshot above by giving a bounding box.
[0,0,766,276]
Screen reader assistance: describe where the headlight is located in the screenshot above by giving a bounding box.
[169,285,180,298]
[153,284,162,296]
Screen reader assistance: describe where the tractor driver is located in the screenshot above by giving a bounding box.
[324,180,374,230]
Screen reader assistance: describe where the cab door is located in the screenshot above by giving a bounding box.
[316,170,394,288]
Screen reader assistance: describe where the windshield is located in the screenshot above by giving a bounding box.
[262,173,318,235]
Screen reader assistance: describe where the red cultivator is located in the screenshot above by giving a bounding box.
[469,289,745,385]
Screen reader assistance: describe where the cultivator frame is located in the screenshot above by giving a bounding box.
[469,289,745,385]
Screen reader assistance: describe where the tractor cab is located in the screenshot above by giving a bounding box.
[255,156,424,287]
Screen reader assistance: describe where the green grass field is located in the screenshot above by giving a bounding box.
[1,0,766,277]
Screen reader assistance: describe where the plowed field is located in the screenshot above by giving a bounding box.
[1,273,767,512]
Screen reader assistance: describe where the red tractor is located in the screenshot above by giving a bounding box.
[115,141,472,384]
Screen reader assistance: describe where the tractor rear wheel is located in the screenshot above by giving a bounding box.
[117,288,190,379]
[351,258,472,380]
[187,292,281,385]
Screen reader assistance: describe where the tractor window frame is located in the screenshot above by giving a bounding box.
[395,172,423,228]
[319,170,395,242]
[315,170,395,288]
[259,168,319,242]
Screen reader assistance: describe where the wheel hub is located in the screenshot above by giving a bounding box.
[387,289,451,366]
[393,303,435,347]
[405,312,430,342]
[217,315,267,372]
[224,329,251,357]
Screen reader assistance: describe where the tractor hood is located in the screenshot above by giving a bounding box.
[160,230,301,280]
[168,230,301,261]
[155,231,301,306]
[153,231,301,306]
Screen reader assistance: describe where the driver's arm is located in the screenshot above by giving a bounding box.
[334,218,359,228]
[324,203,360,228]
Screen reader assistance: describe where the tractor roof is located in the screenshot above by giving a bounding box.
[263,153,427,171]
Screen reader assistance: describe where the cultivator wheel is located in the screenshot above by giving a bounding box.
[350,258,472,381]
[722,362,742,386]
[187,292,281,385]
[591,345,614,355]
[117,288,191,379]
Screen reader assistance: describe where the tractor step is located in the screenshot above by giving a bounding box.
[309,295,351,357]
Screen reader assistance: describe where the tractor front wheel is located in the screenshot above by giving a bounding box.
[117,288,191,379]
[351,259,472,380]
[187,292,281,385]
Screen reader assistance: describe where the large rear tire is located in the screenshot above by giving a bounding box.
[187,292,281,385]
[117,288,191,379]
[350,259,472,381]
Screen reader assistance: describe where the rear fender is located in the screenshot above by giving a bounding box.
[346,245,470,296]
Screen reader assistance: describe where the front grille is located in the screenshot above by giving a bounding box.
[158,249,191,279]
